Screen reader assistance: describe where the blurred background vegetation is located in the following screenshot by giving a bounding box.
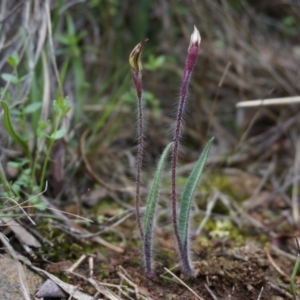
[0,0,299,205]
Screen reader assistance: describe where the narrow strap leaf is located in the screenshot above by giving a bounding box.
[178,137,214,246]
[1,101,30,157]
[143,142,173,279]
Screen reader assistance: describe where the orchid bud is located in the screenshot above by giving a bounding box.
[129,38,148,73]
[188,26,201,52]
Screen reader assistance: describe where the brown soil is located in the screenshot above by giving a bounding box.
[41,221,295,300]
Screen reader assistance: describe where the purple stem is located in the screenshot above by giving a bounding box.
[144,230,153,279]
[131,70,144,240]
[171,42,199,277]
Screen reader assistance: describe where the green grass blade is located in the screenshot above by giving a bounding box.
[1,101,30,158]
[290,252,300,297]
[178,137,214,246]
[143,142,173,279]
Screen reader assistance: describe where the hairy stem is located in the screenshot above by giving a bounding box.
[131,70,144,239]
[171,28,200,277]
[129,38,148,240]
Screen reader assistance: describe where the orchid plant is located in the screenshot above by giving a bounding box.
[129,26,213,279]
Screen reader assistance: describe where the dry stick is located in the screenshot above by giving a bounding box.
[196,191,219,235]
[249,158,275,204]
[117,270,140,300]
[45,0,64,97]
[41,50,51,121]
[0,1,24,23]
[171,26,200,277]
[271,244,297,262]
[67,254,87,273]
[88,277,121,300]
[65,269,120,300]
[204,284,219,300]
[88,256,93,277]
[256,286,264,300]
[206,61,232,137]
[292,132,300,225]
[236,96,300,108]
[19,220,54,247]
[267,281,294,299]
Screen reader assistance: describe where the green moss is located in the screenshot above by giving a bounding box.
[36,220,93,261]
[99,263,110,279]
[131,256,141,266]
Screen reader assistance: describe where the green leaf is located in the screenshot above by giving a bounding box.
[32,200,47,210]
[1,102,30,157]
[50,128,67,140]
[8,53,19,68]
[290,253,300,296]
[7,161,21,169]
[18,74,31,82]
[143,142,173,275]
[23,102,42,114]
[178,137,214,247]
[53,96,71,117]
[1,73,19,84]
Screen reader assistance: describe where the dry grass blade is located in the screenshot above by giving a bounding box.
[117,271,140,300]
[196,191,220,235]
[117,265,153,299]
[206,61,232,137]
[88,277,121,300]
[45,0,63,97]
[163,267,204,300]
[68,220,124,253]
[80,130,134,194]
[41,50,51,121]
[2,217,41,248]
[3,195,36,225]
[292,132,300,225]
[264,248,289,280]
[236,96,300,108]
[29,264,93,300]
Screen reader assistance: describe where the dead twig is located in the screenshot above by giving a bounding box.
[196,191,220,235]
[80,130,133,194]
[117,266,153,300]
[204,283,219,300]
[256,286,264,300]
[267,281,294,299]
[265,248,289,279]
[67,254,87,273]
[236,96,300,108]
[206,61,232,137]
[291,130,300,225]
[163,267,204,300]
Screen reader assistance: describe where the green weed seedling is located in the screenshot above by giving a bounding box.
[0,95,70,209]
[129,26,213,279]
[290,237,300,299]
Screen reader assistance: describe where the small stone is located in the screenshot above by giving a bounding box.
[36,279,67,298]
[0,255,43,300]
